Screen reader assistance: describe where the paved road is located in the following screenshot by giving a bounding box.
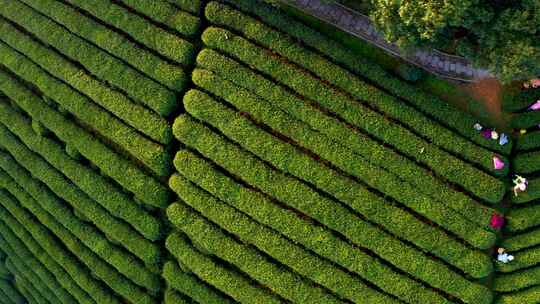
[282,0,492,82]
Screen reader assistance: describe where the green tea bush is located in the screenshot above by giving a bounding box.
[172,115,493,304]
[0,0,177,116]
[184,88,495,253]
[0,201,120,304]
[0,105,165,244]
[0,158,161,292]
[118,0,200,36]
[192,60,497,228]
[162,261,234,304]
[63,0,195,64]
[0,71,170,207]
[200,27,507,202]
[0,235,76,304]
[0,26,172,168]
[19,0,187,91]
[168,170,406,303]
[166,232,282,304]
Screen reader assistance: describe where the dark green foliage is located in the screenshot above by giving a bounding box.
[0,279,24,304]
[5,257,59,304]
[192,58,497,229]
[172,114,493,304]
[118,0,200,36]
[163,0,202,13]
[220,0,511,155]
[19,0,187,91]
[63,0,195,64]
[502,230,540,252]
[200,26,507,203]
[163,261,234,304]
[168,169,402,303]
[0,104,165,244]
[166,232,283,304]
[514,151,540,174]
[0,0,177,116]
[0,71,170,207]
[493,266,540,292]
[496,246,540,274]
[184,87,495,254]
[495,285,540,304]
[370,0,540,82]
[0,26,172,171]
[510,111,540,129]
[510,177,540,204]
[0,235,77,304]
[396,63,426,82]
[0,180,159,304]
[516,131,540,151]
[0,156,161,293]
[168,202,343,303]
[505,203,540,232]
[0,198,120,304]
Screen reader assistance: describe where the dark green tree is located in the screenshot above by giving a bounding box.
[370,0,540,82]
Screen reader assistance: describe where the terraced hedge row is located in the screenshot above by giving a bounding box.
[0,0,531,303]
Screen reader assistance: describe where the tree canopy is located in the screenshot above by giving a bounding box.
[370,0,540,82]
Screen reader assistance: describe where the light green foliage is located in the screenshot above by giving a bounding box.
[20,0,187,91]
[118,0,200,36]
[0,0,177,116]
[172,114,493,304]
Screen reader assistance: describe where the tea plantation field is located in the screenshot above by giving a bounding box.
[0,0,536,303]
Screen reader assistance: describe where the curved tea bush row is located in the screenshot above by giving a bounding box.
[196,49,496,229]
[220,0,510,155]
[173,115,493,304]
[163,0,202,13]
[184,87,495,255]
[169,170,406,303]
[0,223,90,304]
[516,132,540,151]
[513,151,540,174]
[118,0,200,36]
[0,0,176,116]
[505,204,540,232]
[0,188,159,304]
[0,123,161,265]
[19,0,187,91]
[171,149,448,303]
[0,199,119,304]
[168,202,343,304]
[0,235,76,304]
[501,230,540,251]
[495,285,540,304]
[164,289,190,304]
[493,267,540,292]
[192,62,496,230]
[201,27,506,203]
[0,279,24,304]
[0,104,165,243]
[163,261,234,304]
[5,257,59,304]
[510,111,540,129]
[63,0,194,64]
[0,24,172,171]
[166,232,283,304]
[0,156,161,292]
[0,70,170,207]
